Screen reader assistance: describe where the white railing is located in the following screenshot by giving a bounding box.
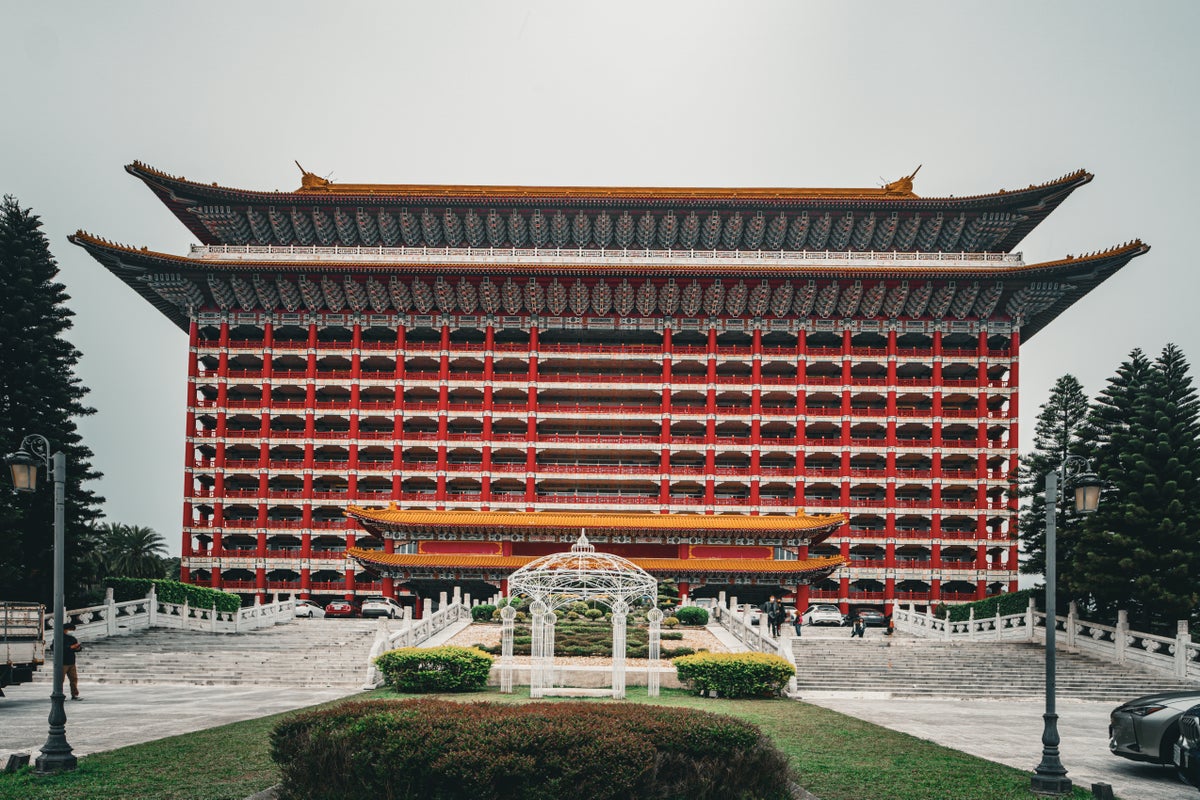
[60,587,295,641]
[193,243,1022,270]
[362,599,473,688]
[892,598,1200,683]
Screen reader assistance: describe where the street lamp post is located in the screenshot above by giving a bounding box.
[5,434,77,773]
[1031,455,1101,795]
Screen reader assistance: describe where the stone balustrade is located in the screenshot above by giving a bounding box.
[58,587,295,641]
[892,598,1199,683]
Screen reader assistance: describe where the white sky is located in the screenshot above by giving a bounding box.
[3,2,1197,558]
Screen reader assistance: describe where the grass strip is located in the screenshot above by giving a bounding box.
[0,687,1102,800]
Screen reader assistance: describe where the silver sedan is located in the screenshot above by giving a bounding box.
[1110,690,1200,765]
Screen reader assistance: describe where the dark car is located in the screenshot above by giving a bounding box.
[1177,704,1200,790]
[324,599,361,618]
[1110,690,1200,765]
[854,608,887,627]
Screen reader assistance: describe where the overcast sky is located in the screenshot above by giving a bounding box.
[3,2,1198,557]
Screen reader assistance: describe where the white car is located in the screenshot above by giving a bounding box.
[735,604,763,626]
[360,595,405,619]
[802,604,847,626]
[293,599,325,618]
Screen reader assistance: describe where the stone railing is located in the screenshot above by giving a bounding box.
[892,598,1200,683]
[362,594,474,689]
[60,587,295,641]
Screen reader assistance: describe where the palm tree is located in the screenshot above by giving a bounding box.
[99,523,169,579]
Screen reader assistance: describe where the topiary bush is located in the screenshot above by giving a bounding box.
[673,652,795,698]
[944,589,1037,622]
[663,616,680,628]
[271,699,794,800]
[674,606,709,626]
[471,604,497,622]
[374,646,493,693]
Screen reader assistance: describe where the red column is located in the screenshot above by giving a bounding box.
[704,327,717,507]
[660,326,672,507]
[525,325,539,506]
[481,324,495,507]
[749,329,762,508]
[795,330,806,504]
[393,325,406,498]
[436,325,450,504]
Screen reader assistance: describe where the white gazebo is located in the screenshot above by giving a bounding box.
[502,531,659,699]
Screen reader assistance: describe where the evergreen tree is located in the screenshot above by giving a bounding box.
[0,195,103,605]
[1018,374,1090,594]
[1070,345,1200,632]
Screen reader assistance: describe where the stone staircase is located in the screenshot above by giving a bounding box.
[33,619,379,689]
[791,633,1198,701]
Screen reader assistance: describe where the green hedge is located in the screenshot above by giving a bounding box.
[673,652,795,699]
[471,604,496,622]
[271,699,793,800]
[942,590,1037,623]
[105,578,242,614]
[374,646,493,693]
[674,606,709,626]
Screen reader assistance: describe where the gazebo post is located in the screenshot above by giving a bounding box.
[529,599,547,698]
[499,604,516,694]
[611,599,629,699]
[647,607,663,697]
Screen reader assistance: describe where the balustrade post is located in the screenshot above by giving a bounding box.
[147,585,158,628]
[1027,596,1036,643]
[438,591,448,610]
[968,607,976,641]
[1066,602,1078,650]
[423,598,433,619]
[452,586,461,605]
[718,590,727,608]
[995,607,1002,641]
[1115,610,1128,665]
[211,601,219,633]
[1177,620,1190,678]
[105,589,117,637]
[464,593,472,608]
[943,608,951,640]
[182,599,190,630]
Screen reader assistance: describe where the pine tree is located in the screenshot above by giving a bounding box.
[1018,374,1090,593]
[0,195,103,605]
[1070,345,1200,632]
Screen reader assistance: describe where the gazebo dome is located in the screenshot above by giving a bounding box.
[507,532,658,611]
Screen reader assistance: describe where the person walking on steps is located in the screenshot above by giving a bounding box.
[61,623,83,700]
[792,606,803,638]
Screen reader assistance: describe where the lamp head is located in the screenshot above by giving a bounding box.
[5,446,41,493]
[1073,470,1103,514]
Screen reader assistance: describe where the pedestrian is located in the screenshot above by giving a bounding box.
[792,606,803,637]
[61,623,83,700]
[760,595,782,637]
[885,616,895,637]
[850,615,865,639]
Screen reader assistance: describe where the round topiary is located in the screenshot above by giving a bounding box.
[674,606,709,626]
[374,646,494,693]
[584,608,604,620]
[471,604,496,622]
[663,616,680,628]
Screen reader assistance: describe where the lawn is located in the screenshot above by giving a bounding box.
[0,687,1104,800]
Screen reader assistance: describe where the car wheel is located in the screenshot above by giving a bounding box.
[1159,724,1181,765]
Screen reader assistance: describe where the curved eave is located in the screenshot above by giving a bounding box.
[1017,240,1149,341]
[68,232,192,330]
[346,507,845,540]
[348,547,845,581]
[127,161,1091,252]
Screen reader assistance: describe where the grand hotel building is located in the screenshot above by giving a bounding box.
[73,164,1146,612]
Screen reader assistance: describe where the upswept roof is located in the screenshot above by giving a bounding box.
[347,507,844,543]
[124,161,1091,254]
[347,547,845,581]
[68,232,1149,341]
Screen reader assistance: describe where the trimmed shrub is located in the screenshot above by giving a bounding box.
[673,652,795,698]
[943,589,1037,622]
[569,601,589,615]
[584,608,604,620]
[661,631,684,640]
[106,577,241,614]
[374,646,493,693]
[674,606,709,626]
[271,699,794,800]
[471,604,497,622]
[663,616,680,628]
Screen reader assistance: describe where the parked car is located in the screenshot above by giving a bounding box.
[802,604,847,626]
[854,608,887,627]
[360,596,405,619]
[1109,690,1200,764]
[293,599,325,619]
[323,599,361,618]
[1176,703,1200,790]
[735,604,762,626]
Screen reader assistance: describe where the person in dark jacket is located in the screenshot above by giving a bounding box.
[760,596,783,637]
[61,623,82,700]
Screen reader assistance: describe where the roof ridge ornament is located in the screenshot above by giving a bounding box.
[883,165,921,197]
